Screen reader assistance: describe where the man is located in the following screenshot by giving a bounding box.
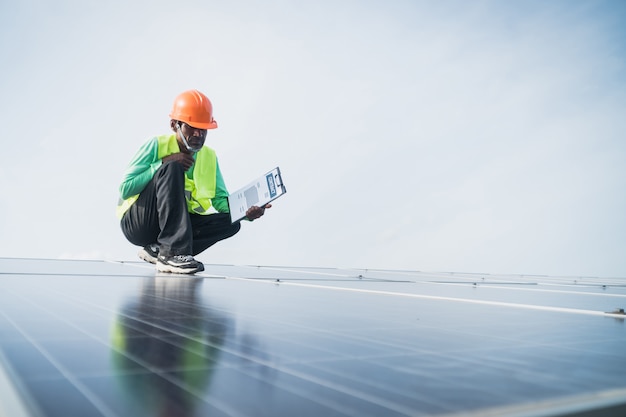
[117,89,269,274]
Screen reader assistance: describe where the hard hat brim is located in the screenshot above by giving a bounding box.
[187,120,218,130]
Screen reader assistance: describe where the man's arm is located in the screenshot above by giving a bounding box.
[211,158,230,213]
[119,138,161,199]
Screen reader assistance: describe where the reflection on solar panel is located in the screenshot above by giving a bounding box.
[1,257,625,417]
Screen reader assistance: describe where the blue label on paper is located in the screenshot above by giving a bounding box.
[266,173,277,198]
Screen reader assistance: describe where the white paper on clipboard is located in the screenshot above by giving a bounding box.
[227,167,286,223]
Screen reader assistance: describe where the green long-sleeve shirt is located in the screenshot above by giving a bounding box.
[118,137,230,213]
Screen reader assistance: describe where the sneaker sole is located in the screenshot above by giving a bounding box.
[156,261,202,274]
[138,249,157,264]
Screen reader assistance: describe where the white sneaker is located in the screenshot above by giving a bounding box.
[156,254,204,274]
[138,244,159,264]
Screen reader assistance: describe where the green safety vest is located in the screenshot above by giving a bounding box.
[117,134,217,218]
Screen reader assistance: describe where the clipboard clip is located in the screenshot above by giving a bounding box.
[274,168,286,192]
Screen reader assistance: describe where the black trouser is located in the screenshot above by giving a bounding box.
[120,161,241,257]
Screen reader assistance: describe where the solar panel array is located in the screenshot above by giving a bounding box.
[0,257,625,416]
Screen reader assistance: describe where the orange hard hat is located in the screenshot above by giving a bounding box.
[169,90,218,129]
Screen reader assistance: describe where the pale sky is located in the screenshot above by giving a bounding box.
[1,0,625,277]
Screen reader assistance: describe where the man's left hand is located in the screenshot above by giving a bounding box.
[246,204,271,221]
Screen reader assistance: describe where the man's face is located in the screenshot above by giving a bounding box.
[176,122,207,153]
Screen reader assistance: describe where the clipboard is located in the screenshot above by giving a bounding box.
[228,167,286,222]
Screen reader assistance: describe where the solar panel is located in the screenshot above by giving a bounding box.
[1,257,625,416]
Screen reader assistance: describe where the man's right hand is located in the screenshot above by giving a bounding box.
[162,153,195,171]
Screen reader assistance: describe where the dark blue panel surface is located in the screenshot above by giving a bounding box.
[1,258,625,416]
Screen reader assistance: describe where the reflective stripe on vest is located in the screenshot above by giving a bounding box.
[116,134,217,219]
